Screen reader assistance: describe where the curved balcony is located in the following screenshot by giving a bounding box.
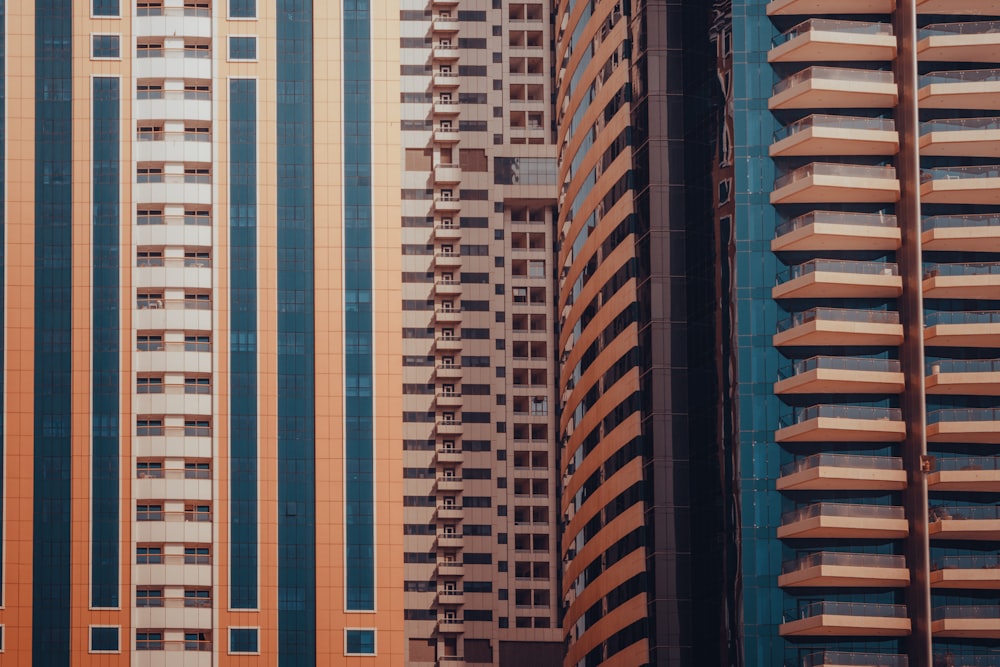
[932,606,1000,638]
[923,214,1000,252]
[921,117,1000,158]
[776,405,905,443]
[801,652,908,667]
[780,601,910,637]
[928,408,1000,444]
[922,166,1000,205]
[770,20,895,63]
[135,130,213,164]
[917,0,1000,15]
[135,552,212,588]
[775,308,902,347]
[134,8,212,38]
[136,91,212,124]
[433,44,461,61]
[778,502,908,539]
[918,22,1000,62]
[929,504,1000,540]
[772,211,899,252]
[773,260,901,300]
[924,262,1000,299]
[437,618,465,634]
[931,555,1000,589]
[767,0,894,15]
[927,358,1000,395]
[778,453,905,491]
[925,311,1000,348]
[771,163,899,205]
[775,356,903,395]
[771,115,898,157]
[134,48,212,81]
[779,552,908,588]
[770,67,898,111]
[920,69,1000,110]
[928,456,1000,491]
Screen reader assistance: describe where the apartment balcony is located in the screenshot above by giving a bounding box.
[772,116,898,160]
[927,408,1000,444]
[436,475,464,492]
[800,652,908,667]
[435,391,463,408]
[434,307,463,324]
[437,618,465,634]
[135,93,212,124]
[435,279,462,297]
[929,457,1000,492]
[134,8,211,39]
[773,260,902,300]
[924,262,1000,299]
[135,553,212,588]
[931,555,1000,589]
[766,0,895,15]
[922,166,1000,204]
[436,504,464,521]
[769,20,896,63]
[432,16,460,33]
[436,560,464,577]
[434,163,462,184]
[433,221,462,241]
[774,307,902,347]
[927,359,1000,395]
[922,118,1000,160]
[433,45,461,61]
[433,70,461,89]
[435,335,463,352]
[932,606,1000,638]
[779,552,908,588]
[777,453,905,491]
[134,48,212,81]
[776,405,905,443]
[436,532,464,549]
[919,69,1000,110]
[434,445,463,464]
[923,214,1000,252]
[135,131,213,164]
[770,67,898,111]
[775,356,903,395]
[435,363,463,380]
[930,505,1000,540]
[772,211,899,252]
[433,124,461,142]
[925,311,1000,348]
[918,22,1000,62]
[778,502,908,539]
[436,589,465,605]
[780,602,910,637]
[434,251,462,269]
[433,195,462,214]
[771,164,900,205]
[917,0,1000,15]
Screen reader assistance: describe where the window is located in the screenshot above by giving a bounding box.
[184,589,211,608]
[185,461,211,479]
[136,589,163,607]
[185,632,211,652]
[136,376,163,393]
[230,628,259,654]
[136,545,162,564]
[136,632,163,651]
[185,546,211,564]
[90,626,119,653]
[185,504,212,522]
[512,287,528,303]
[137,334,163,351]
[184,420,211,436]
[345,629,376,656]
[136,419,163,436]
[184,335,210,352]
[137,460,163,478]
[136,504,163,521]
[184,377,210,393]
[93,0,119,16]
[229,0,255,18]
[229,36,257,60]
[92,34,121,59]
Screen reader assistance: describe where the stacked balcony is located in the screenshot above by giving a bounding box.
[931,555,1000,589]
[769,20,896,63]
[919,69,1000,110]
[778,503,908,539]
[932,606,1000,638]
[779,552,908,588]
[779,601,911,637]
[775,406,905,443]
[777,454,906,491]
[772,211,900,252]
[775,357,903,395]
[923,215,1000,252]
[775,308,903,347]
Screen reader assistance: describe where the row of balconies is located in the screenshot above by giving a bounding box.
[778,501,1000,541]
[777,452,1000,492]
[767,0,1000,20]
[778,601,1000,639]
[775,405,1000,443]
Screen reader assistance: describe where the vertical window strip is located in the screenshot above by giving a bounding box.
[343,0,375,612]
[91,76,120,608]
[277,0,316,662]
[34,1,72,658]
[0,0,6,606]
[230,78,259,610]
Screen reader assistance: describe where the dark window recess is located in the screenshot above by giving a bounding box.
[457,10,487,20]
[403,412,436,423]
[464,581,493,592]
[458,65,488,77]
[404,552,436,563]
[459,189,489,200]
[460,301,489,312]
[403,440,435,450]
[463,440,491,451]
[458,38,487,49]
[401,64,431,75]
[463,552,492,564]
[463,468,491,479]
[403,609,437,620]
[399,9,430,20]
[462,412,491,424]
[399,37,430,48]
[462,328,490,339]
[465,610,493,621]
[459,216,488,228]
[462,497,492,508]
[461,355,490,366]
[458,93,488,104]
[458,121,488,132]
[460,272,489,284]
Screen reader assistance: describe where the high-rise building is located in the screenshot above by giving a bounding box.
[397,0,564,664]
[727,1,1000,666]
[1,1,403,663]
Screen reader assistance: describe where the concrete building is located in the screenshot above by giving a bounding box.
[0,1,403,663]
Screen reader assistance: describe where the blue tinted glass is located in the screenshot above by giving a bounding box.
[90,627,118,652]
[92,0,118,15]
[92,34,120,58]
[230,0,255,17]
[230,628,259,653]
[345,629,375,655]
[229,36,257,60]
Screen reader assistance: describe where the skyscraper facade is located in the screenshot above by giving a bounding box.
[1,1,403,663]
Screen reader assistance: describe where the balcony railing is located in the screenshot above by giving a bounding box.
[920,21,1000,38]
[782,551,905,575]
[802,651,908,667]
[774,115,895,142]
[921,117,1000,135]
[933,605,1000,620]
[775,211,897,237]
[777,307,899,332]
[928,359,1000,374]
[773,66,895,96]
[779,356,900,379]
[930,505,1000,520]
[785,601,907,623]
[936,456,1000,472]
[774,163,897,191]
[922,165,1000,182]
[932,658,1000,667]
[928,408,1000,424]
[933,554,1000,570]
[774,18,893,46]
[924,214,1000,231]
[777,259,899,283]
[921,69,1000,86]
[780,453,903,477]
[782,502,905,525]
[137,130,212,142]
[926,310,1000,326]
[925,262,1000,278]
[780,405,902,427]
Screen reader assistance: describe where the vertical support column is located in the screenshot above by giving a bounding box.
[893,1,932,665]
